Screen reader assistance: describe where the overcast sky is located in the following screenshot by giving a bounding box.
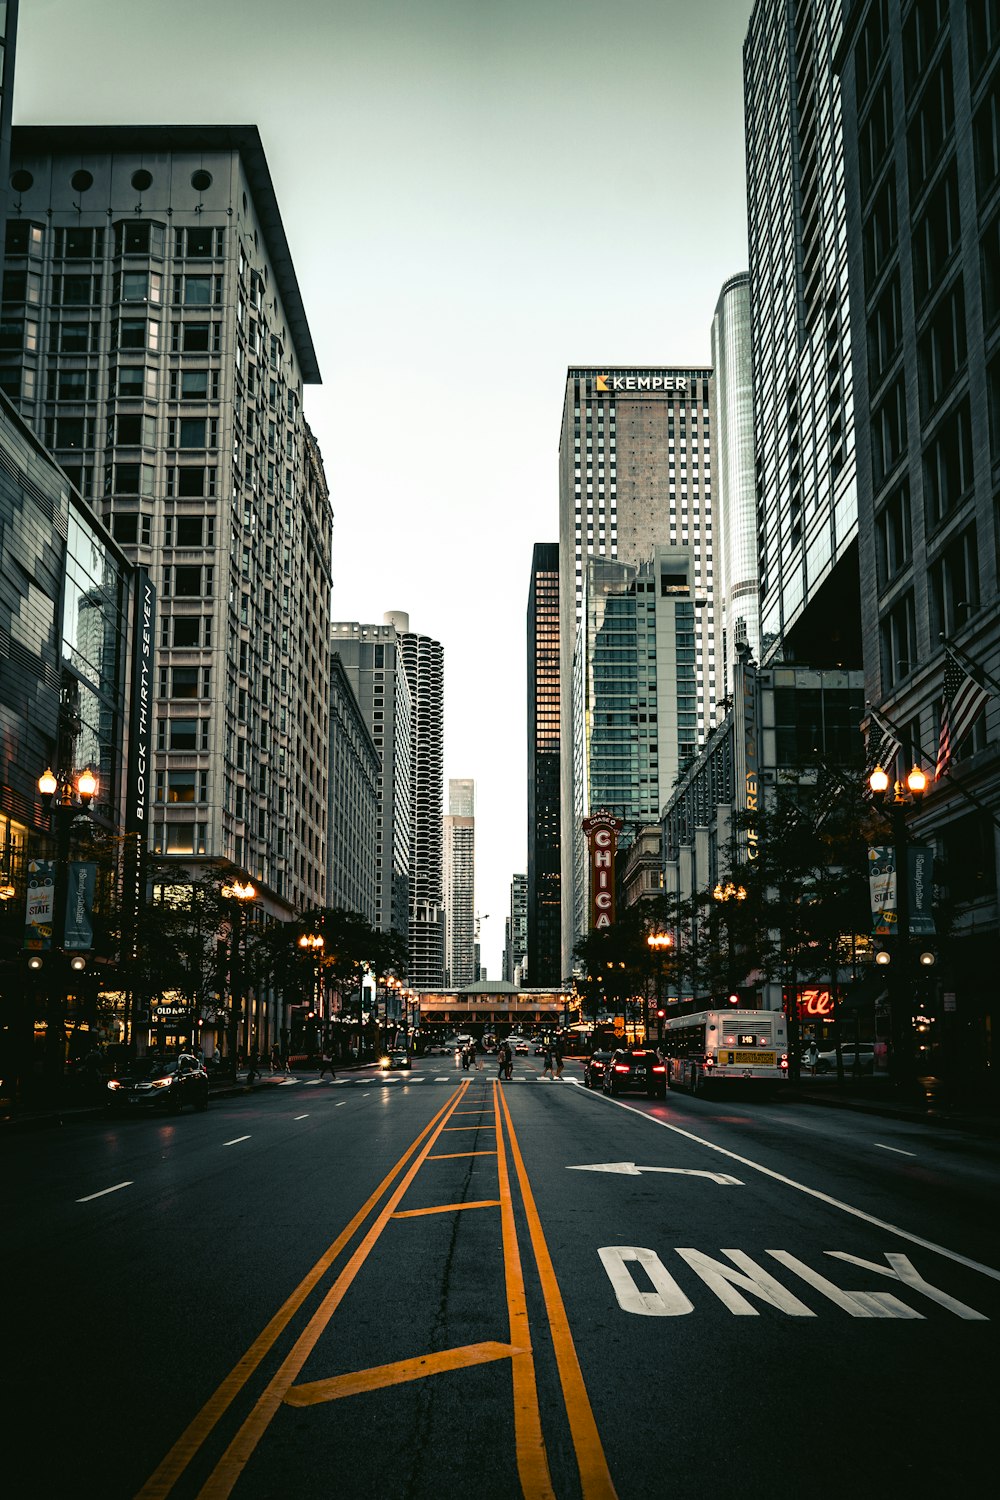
[17,0,756,977]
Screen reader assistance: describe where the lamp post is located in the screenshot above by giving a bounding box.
[646,932,673,1044]
[298,932,325,1054]
[36,767,98,1083]
[867,762,928,1089]
[222,878,255,1073]
[712,880,747,1004]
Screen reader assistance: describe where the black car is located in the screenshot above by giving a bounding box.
[583,1050,613,1088]
[602,1047,667,1098]
[106,1054,209,1113]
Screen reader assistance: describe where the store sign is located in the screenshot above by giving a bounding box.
[741,656,760,862]
[595,374,688,393]
[796,987,835,1019]
[582,811,623,930]
[151,1004,192,1021]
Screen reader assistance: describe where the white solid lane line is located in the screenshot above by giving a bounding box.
[77,1181,133,1203]
[875,1143,917,1157]
[581,1090,1000,1284]
[223,1135,251,1147]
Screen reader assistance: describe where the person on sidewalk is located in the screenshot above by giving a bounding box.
[246,1048,259,1086]
[807,1042,819,1076]
[269,1044,281,1075]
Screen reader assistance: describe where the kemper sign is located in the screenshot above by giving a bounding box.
[595,374,688,393]
[582,811,623,930]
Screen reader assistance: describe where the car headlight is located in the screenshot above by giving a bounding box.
[151,1076,173,1088]
[107,1079,122,1091]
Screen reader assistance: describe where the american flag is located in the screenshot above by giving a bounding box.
[935,651,990,779]
[863,714,901,793]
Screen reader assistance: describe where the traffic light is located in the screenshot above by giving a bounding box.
[656,1007,666,1020]
[727,991,741,1006]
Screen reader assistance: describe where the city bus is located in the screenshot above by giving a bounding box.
[660,1009,789,1094]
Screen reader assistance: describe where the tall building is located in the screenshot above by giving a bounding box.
[836,0,1000,1073]
[3,125,332,925]
[0,0,19,293]
[710,273,760,676]
[331,620,412,941]
[744,2,861,669]
[572,546,703,943]
[1,391,135,1090]
[327,654,379,924]
[558,366,714,976]
[526,542,561,985]
[504,873,527,985]
[388,611,444,988]
[443,778,475,987]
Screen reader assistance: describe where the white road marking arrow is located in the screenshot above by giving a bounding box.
[567,1162,743,1185]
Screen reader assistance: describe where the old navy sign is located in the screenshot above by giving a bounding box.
[582,811,623,930]
[595,374,688,393]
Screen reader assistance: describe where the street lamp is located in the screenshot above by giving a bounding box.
[867,762,928,1088]
[35,766,99,1082]
[298,932,325,1053]
[646,932,673,1043]
[222,878,255,1073]
[712,880,747,1005]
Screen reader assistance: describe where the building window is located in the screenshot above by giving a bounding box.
[875,481,912,589]
[912,162,960,309]
[917,277,966,417]
[929,527,980,639]
[879,592,916,686]
[907,55,954,200]
[923,397,974,526]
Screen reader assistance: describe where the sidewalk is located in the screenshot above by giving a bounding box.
[783,1072,1000,1135]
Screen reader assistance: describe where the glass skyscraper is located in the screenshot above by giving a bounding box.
[526,542,560,986]
[744,0,861,669]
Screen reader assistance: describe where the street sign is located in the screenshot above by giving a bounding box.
[613,1015,625,1037]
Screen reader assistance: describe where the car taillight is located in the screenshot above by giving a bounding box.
[652,1064,666,1073]
[780,1053,789,1070]
[614,1064,629,1073]
[107,1079,122,1090]
[703,1057,714,1070]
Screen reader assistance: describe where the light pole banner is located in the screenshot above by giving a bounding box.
[24,859,56,949]
[908,843,935,937]
[64,861,98,950]
[868,846,896,936]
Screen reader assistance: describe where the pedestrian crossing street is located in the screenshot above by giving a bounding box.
[279,1071,575,1088]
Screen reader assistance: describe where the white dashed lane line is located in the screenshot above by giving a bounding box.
[223,1135,251,1147]
[293,1114,309,1121]
[875,1143,917,1157]
[77,1181,133,1203]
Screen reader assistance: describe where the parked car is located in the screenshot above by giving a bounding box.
[602,1047,667,1099]
[583,1050,613,1089]
[106,1054,209,1113]
[811,1044,875,1075]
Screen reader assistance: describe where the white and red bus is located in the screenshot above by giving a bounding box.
[660,1009,789,1094]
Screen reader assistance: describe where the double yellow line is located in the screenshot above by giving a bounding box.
[136,1079,616,1500]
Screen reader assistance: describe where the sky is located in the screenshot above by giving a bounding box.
[16,0,756,977]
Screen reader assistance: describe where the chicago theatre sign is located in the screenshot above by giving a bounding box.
[582,811,624,930]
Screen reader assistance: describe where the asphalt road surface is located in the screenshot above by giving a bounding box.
[6,1056,1000,1499]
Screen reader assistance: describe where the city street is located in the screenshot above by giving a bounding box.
[7,1057,1000,1500]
